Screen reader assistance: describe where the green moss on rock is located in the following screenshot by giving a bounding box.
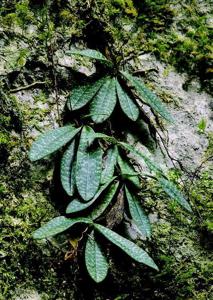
[0,0,212,299]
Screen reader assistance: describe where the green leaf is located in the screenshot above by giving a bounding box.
[66,198,83,214]
[90,78,117,123]
[77,126,95,151]
[76,126,103,201]
[119,142,163,175]
[121,71,173,122]
[90,132,117,144]
[117,154,137,176]
[85,231,108,282]
[116,80,139,121]
[29,125,81,161]
[117,153,140,188]
[101,146,118,184]
[66,48,112,65]
[125,187,151,238]
[60,141,76,196]
[69,77,106,111]
[32,216,92,239]
[157,177,192,212]
[89,182,119,220]
[66,177,116,214]
[94,224,158,270]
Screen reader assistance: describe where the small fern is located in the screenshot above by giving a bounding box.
[29,48,192,282]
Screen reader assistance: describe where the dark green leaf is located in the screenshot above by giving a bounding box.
[33,216,92,239]
[121,71,173,122]
[66,198,83,214]
[125,187,151,238]
[117,153,140,188]
[90,132,117,144]
[66,177,116,214]
[69,77,106,111]
[119,142,163,175]
[60,141,76,196]
[29,125,81,161]
[89,182,119,220]
[158,177,192,212]
[85,231,108,282]
[94,224,158,270]
[66,49,112,65]
[101,146,118,184]
[76,126,103,201]
[77,126,96,151]
[90,78,117,123]
[116,80,139,121]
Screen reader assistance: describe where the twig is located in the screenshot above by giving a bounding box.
[49,42,61,125]
[188,155,213,188]
[155,127,180,170]
[9,81,46,93]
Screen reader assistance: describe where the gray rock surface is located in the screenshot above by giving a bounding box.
[15,290,41,300]
[130,54,213,173]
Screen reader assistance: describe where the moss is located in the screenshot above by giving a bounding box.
[0,131,10,145]
[1,0,212,88]
[0,117,71,299]
[0,153,56,298]
[143,1,213,89]
[145,167,213,300]
[1,0,34,29]
[0,0,212,299]
[0,188,67,299]
[112,0,138,16]
[190,171,213,234]
[206,132,213,157]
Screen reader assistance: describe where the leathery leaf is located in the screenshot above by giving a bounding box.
[66,48,112,65]
[33,216,92,239]
[158,177,192,212]
[66,177,116,214]
[121,71,173,122]
[117,153,140,188]
[94,224,158,270]
[69,77,106,111]
[125,187,151,238]
[60,140,76,196]
[101,146,118,184]
[90,78,117,123]
[116,79,139,121]
[85,231,109,282]
[89,181,119,220]
[29,125,81,161]
[118,142,163,175]
[76,126,103,201]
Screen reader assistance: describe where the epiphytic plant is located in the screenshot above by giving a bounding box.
[29,49,192,282]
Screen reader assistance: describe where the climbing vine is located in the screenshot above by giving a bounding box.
[29,48,192,282]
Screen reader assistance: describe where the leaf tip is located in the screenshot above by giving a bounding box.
[186,203,193,213]
[153,263,159,271]
[32,230,41,240]
[28,152,36,162]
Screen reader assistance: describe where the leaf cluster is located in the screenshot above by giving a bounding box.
[29,48,192,282]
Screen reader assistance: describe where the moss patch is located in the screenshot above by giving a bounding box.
[0,0,212,299]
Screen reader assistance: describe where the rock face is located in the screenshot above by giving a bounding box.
[1,1,212,300]
[15,290,41,300]
[3,53,211,300]
[134,54,212,172]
